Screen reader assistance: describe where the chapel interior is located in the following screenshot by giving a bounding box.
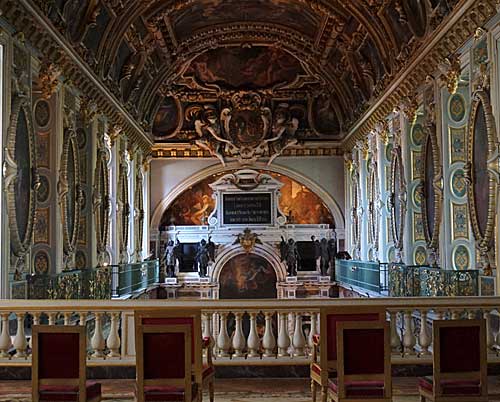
[1,1,500,401]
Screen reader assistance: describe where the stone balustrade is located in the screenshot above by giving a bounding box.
[0,298,499,366]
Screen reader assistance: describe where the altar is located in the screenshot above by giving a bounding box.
[151,169,341,299]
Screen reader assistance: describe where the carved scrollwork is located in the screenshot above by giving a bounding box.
[134,159,145,260]
[466,89,498,269]
[59,128,82,269]
[367,163,380,258]
[4,93,38,261]
[93,137,110,265]
[389,146,406,258]
[118,149,130,262]
[351,169,361,260]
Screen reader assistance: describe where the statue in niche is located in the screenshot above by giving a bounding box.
[328,235,337,281]
[194,237,216,277]
[164,240,176,278]
[280,237,300,276]
[312,236,330,276]
[172,239,184,273]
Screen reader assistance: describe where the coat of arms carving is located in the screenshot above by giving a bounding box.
[187,92,299,166]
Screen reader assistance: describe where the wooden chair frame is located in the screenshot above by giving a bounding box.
[311,306,386,402]
[419,319,487,402]
[32,325,100,402]
[136,323,192,402]
[135,309,213,402]
[328,321,391,402]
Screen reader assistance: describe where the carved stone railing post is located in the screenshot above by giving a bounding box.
[418,310,431,355]
[262,312,276,357]
[247,312,260,358]
[402,311,416,355]
[106,312,121,358]
[64,312,72,325]
[483,311,494,351]
[91,313,106,358]
[232,312,246,357]
[217,313,230,357]
[293,313,306,357]
[389,311,400,353]
[13,313,27,358]
[277,313,291,357]
[308,313,317,355]
[48,312,57,325]
[0,313,12,358]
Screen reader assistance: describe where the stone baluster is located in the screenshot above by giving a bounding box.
[483,311,494,351]
[389,311,401,353]
[106,312,121,358]
[48,312,57,325]
[451,310,460,320]
[0,313,12,358]
[13,313,27,358]
[217,313,231,357]
[79,312,88,326]
[293,313,306,357]
[308,313,317,355]
[262,312,276,357]
[202,312,214,354]
[232,312,246,357]
[418,310,431,355]
[29,312,41,349]
[288,312,295,354]
[402,310,416,355]
[316,312,321,335]
[467,309,476,319]
[277,312,290,357]
[91,313,106,358]
[64,312,72,325]
[247,312,260,358]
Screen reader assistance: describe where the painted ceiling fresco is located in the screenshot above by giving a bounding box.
[160,171,334,227]
[30,0,461,147]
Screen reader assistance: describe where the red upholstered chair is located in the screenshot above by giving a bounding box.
[419,319,488,402]
[135,310,214,402]
[31,325,101,402]
[327,321,391,402]
[311,307,386,402]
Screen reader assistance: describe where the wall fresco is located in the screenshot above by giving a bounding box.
[160,171,335,226]
[219,253,277,299]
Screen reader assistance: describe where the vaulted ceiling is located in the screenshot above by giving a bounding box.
[33,0,460,144]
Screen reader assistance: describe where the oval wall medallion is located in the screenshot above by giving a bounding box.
[414,246,427,265]
[34,99,51,129]
[453,245,470,270]
[76,127,87,149]
[36,175,50,204]
[385,143,393,162]
[34,250,49,274]
[412,183,422,209]
[75,250,87,270]
[450,168,467,198]
[449,93,466,123]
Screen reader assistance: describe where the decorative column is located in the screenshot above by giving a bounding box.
[357,140,369,261]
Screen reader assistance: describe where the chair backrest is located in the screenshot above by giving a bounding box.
[32,325,86,402]
[136,323,192,402]
[336,321,391,399]
[433,319,487,397]
[319,306,385,370]
[135,310,202,382]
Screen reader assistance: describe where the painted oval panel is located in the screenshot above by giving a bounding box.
[14,107,32,243]
[424,136,435,237]
[219,254,277,299]
[473,101,489,237]
[67,141,76,241]
[153,97,180,138]
[393,156,402,242]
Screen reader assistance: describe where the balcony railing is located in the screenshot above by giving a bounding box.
[388,263,480,297]
[335,259,388,294]
[111,260,160,298]
[0,297,499,366]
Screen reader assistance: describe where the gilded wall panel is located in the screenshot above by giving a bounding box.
[449,126,466,163]
[451,203,468,240]
[34,208,50,244]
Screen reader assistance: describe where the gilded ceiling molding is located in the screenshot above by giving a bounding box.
[438,54,462,94]
[343,0,497,151]
[2,0,153,156]
[37,59,61,100]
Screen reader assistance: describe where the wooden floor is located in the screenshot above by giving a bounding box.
[1,377,499,401]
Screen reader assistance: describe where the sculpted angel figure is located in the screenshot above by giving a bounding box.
[266,103,299,165]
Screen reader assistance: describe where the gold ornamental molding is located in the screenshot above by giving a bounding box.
[0,0,153,156]
[343,0,498,151]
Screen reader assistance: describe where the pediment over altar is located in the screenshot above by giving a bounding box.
[208,169,287,228]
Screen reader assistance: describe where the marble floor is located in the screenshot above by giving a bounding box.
[0,378,499,401]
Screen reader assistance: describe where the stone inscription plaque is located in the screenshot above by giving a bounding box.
[222,193,272,225]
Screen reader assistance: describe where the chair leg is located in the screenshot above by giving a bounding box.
[311,380,317,402]
[209,380,214,402]
[321,385,327,402]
